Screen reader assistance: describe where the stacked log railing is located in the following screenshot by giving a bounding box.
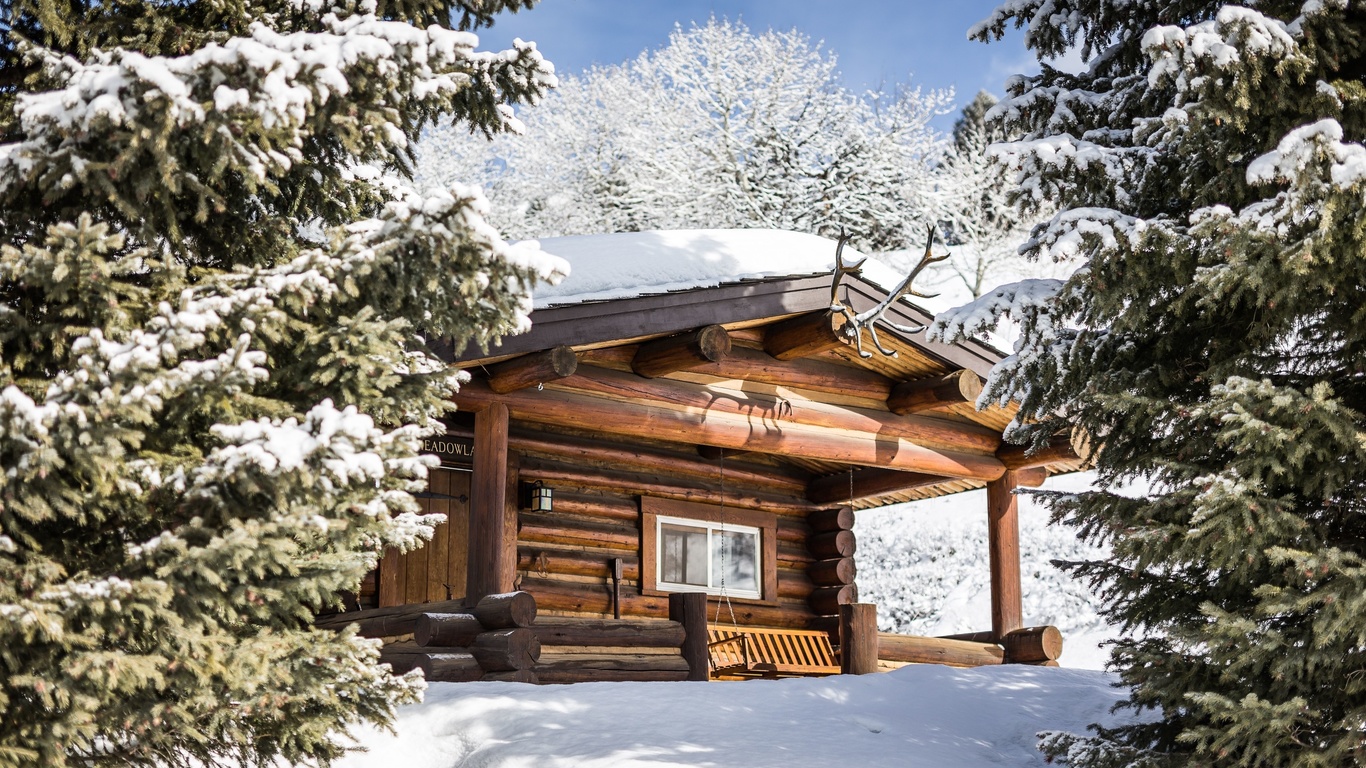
[378,592,542,683]
[532,617,691,683]
[876,625,1065,669]
[805,506,858,619]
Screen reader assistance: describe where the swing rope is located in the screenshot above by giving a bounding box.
[715,449,738,629]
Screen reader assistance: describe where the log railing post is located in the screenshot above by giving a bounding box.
[468,403,515,602]
[670,592,709,681]
[987,470,1024,641]
[839,603,878,675]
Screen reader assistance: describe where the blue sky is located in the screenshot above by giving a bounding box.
[478,1,1048,130]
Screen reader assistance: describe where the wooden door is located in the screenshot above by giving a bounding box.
[377,468,470,606]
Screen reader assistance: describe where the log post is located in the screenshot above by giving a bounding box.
[632,325,732,378]
[839,603,878,675]
[670,592,709,682]
[887,370,983,415]
[468,404,515,602]
[487,346,578,394]
[987,470,1024,641]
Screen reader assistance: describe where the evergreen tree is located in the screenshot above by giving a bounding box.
[933,1,1366,765]
[0,0,560,766]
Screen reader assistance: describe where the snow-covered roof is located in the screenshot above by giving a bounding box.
[528,228,910,309]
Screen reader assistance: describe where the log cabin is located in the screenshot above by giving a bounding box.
[317,230,1083,683]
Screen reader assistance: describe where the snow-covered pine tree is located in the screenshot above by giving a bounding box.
[418,18,954,254]
[0,1,560,766]
[933,1,1366,765]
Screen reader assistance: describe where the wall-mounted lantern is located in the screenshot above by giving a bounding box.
[528,481,553,513]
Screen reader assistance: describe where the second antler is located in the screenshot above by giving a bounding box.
[834,225,948,358]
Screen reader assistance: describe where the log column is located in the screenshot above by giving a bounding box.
[987,470,1024,641]
[670,592,709,682]
[839,603,878,675]
[468,403,517,601]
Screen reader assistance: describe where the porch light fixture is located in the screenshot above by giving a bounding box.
[529,481,553,512]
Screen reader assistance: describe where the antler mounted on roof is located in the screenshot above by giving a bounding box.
[830,226,948,358]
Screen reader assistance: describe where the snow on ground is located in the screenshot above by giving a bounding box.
[339,665,1136,768]
[856,472,1118,670]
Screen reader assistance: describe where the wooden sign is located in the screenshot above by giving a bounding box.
[422,434,474,467]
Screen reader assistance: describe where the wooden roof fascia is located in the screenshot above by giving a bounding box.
[442,273,1005,378]
[446,274,832,365]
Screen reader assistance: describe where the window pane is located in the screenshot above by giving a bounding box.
[711,529,758,592]
[661,523,708,586]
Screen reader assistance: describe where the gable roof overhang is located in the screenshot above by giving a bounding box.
[445,272,1002,379]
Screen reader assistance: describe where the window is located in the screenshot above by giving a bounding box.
[640,497,776,604]
[657,516,761,598]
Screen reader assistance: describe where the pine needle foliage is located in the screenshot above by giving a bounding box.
[0,0,560,765]
[935,1,1366,765]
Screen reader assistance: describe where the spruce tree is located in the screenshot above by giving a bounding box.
[0,0,559,766]
[934,2,1366,765]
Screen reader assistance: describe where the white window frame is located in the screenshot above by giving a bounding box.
[654,514,762,600]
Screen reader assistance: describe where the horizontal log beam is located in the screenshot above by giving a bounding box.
[518,548,641,581]
[878,633,1004,667]
[1002,625,1064,663]
[531,619,686,648]
[809,530,856,559]
[455,378,1005,482]
[632,325,732,378]
[808,585,857,616]
[557,365,1001,455]
[888,370,984,415]
[519,462,823,515]
[471,628,542,671]
[520,577,814,629]
[487,346,578,394]
[997,433,1079,471]
[518,512,638,551]
[807,467,949,505]
[807,557,856,586]
[472,591,538,629]
[763,311,852,360]
[806,506,854,533]
[505,426,807,495]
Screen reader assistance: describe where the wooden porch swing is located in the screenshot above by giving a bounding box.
[706,626,840,678]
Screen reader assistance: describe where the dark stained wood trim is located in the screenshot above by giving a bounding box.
[639,496,778,606]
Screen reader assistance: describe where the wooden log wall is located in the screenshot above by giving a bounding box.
[507,425,837,632]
